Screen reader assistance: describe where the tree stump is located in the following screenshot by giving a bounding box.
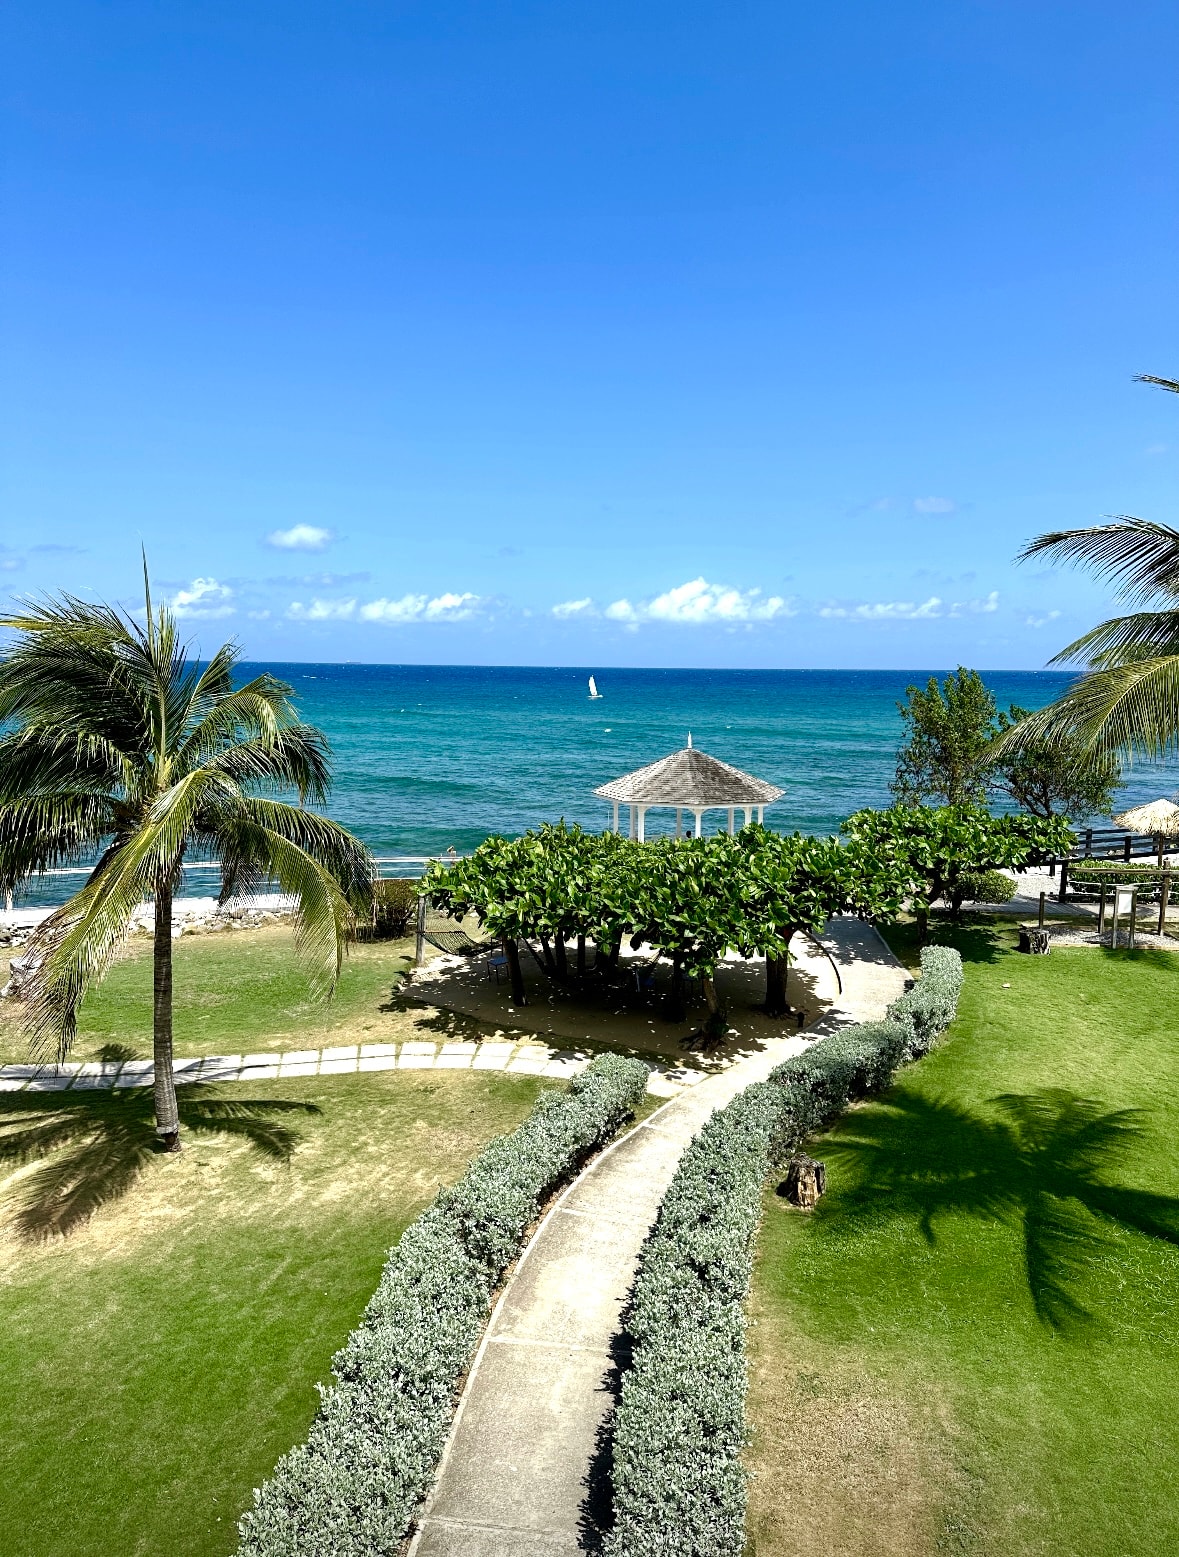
[1018,924,1051,955]
[782,1154,826,1209]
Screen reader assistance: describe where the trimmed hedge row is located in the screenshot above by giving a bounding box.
[605,945,964,1557]
[236,1052,649,1557]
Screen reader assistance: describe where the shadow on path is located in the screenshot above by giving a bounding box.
[816,1088,1179,1332]
[0,1053,319,1240]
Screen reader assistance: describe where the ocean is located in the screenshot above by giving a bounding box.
[15,664,1176,906]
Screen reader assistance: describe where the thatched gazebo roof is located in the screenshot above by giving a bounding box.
[1112,798,1179,837]
[594,737,782,840]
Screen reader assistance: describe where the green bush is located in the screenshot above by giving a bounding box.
[236,1053,648,1557]
[886,944,965,1059]
[605,948,963,1557]
[956,868,1017,906]
[366,877,418,939]
[1068,861,1170,899]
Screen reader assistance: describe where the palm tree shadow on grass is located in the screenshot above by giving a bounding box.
[0,1070,321,1241]
[816,1088,1179,1333]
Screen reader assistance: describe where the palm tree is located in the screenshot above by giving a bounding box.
[1011,375,1179,760]
[0,576,374,1150]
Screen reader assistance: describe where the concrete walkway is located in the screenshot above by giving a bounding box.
[409,918,908,1557]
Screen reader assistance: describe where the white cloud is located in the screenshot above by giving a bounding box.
[552,597,596,618]
[1026,609,1062,628]
[247,609,272,620]
[913,496,957,514]
[266,524,334,551]
[171,577,235,619]
[287,598,357,621]
[948,590,1000,618]
[359,591,480,623]
[1145,442,1168,456]
[821,589,998,622]
[604,577,791,627]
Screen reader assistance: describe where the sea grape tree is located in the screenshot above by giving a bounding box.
[841,804,1072,932]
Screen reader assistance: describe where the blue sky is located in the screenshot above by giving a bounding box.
[2,1,1176,668]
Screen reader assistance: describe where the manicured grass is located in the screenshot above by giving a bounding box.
[0,1068,548,1557]
[0,926,414,1064]
[747,920,1179,1557]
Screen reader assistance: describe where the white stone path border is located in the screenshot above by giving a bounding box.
[0,1039,711,1099]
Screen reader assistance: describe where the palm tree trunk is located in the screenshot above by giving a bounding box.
[153,879,181,1151]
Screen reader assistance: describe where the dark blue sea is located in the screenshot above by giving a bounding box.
[16,665,1176,905]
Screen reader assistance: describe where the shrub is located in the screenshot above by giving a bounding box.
[956,868,1016,905]
[886,944,965,1059]
[605,948,963,1557]
[605,1084,780,1557]
[367,877,418,939]
[1068,861,1170,900]
[236,1053,649,1557]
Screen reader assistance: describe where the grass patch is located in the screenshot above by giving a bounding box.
[0,1068,548,1557]
[0,925,414,1064]
[747,925,1179,1557]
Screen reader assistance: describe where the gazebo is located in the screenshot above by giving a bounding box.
[594,735,784,841]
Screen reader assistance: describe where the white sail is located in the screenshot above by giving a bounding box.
[588,675,602,699]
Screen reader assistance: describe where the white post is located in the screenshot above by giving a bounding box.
[675,807,682,839]
[612,801,619,834]
[637,806,647,842]
[757,805,764,824]
[727,807,735,835]
[744,806,752,827]
[694,809,704,838]
[629,805,637,840]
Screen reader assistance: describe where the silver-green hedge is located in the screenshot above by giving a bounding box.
[237,1052,648,1557]
[605,945,963,1557]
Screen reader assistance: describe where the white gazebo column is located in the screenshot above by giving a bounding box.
[744,805,752,827]
[693,809,704,838]
[727,806,735,835]
[612,801,620,834]
[629,805,637,840]
[637,806,648,842]
[675,807,682,839]
[757,805,764,824]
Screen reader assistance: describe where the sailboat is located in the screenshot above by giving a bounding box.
[588,675,603,700]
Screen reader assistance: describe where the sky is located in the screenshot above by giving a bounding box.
[2,1,1176,668]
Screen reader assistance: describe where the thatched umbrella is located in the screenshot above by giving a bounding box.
[1112,798,1179,864]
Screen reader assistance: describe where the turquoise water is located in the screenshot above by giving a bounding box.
[251,663,1161,854]
[16,664,1175,905]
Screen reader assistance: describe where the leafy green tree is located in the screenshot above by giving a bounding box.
[0,585,373,1150]
[842,805,1072,933]
[891,668,997,806]
[1009,375,1179,762]
[992,706,1120,819]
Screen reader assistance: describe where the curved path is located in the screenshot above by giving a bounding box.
[409,918,908,1557]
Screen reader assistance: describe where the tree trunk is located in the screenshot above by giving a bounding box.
[553,935,568,979]
[153,878,181,1151]
[701,976,727,1038]
[664,954,686,1022]
[539,935,556,974]
[576,934,586,977]
[781,1154,826,1209]
[764,954,789,1017]
[504,937,526,1005]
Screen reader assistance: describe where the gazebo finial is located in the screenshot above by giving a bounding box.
[687,731,692,748]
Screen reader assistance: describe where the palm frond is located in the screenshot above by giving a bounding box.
[1134,374,1179,395]
[993,656,1179,762]
[1018,519,1179,605]
[0,793,116,892]
[200,723,332,801]
[1044,611,1179,669]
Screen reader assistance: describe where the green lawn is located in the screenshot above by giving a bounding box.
[0,925,414,1065]
[0,1068,547,1557]
[747,921,1179,1557]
